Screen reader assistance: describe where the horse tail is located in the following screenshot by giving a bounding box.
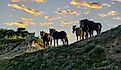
[97,23,102,30]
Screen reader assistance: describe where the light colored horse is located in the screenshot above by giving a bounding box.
[72,25,86,41]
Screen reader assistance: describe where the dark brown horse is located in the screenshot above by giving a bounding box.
[79,19,89,40]
[88,21,102,36]
[40,31,52,48]
[80,19,102,38]
[49,28,68,47]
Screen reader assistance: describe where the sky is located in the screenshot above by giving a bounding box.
[0,0,121,44]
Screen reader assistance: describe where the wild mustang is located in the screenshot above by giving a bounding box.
[80,19,102,37]
[88,20,102,37]
[72,25,85,41]
[79,19,89,40]
[49,28,68,47]
[40,31,52,48]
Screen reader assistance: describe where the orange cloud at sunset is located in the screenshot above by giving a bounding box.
[98,11,117,17]
[21,17,36,25]
[4,16,35,27]
[70,0,103,9]
[44,16,63,21]
[56,8,80,15]
[4,22,27,27]
[8,3,44,16]
[11,0,46,3]
[12,0,21,3]
[44,16,56,21]
[59,20,79,25]
[34,0,46,3]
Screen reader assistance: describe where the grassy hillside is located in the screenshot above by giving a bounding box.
[0,25,121,70]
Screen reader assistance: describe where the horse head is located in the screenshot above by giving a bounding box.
[72,25,76,33]
[79,20,85,28]
[49,28,56,36]
[40,31,45,39]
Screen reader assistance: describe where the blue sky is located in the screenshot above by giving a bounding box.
[0,0,121,43]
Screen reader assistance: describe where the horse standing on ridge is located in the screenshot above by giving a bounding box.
[49,28,68,47]
[79,19,89,40]
[72,25,85,41]
[40,31,52,48]
[88,20,102,37]
[80,19,102,38]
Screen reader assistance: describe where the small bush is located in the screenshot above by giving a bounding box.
[93,47,105,55]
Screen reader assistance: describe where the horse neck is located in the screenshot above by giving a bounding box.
[76,28,82,32]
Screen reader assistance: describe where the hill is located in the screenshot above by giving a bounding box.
[0,25,121,70]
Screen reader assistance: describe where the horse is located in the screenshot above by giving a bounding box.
[80,19,102,38]
[72,25,83,41]
[40,31,52,48]
[79,19,89,40]
[88,20,102,36]
[49,28,68,47]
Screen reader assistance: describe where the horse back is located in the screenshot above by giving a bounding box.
[53,31,67,39]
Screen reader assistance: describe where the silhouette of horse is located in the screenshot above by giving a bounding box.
[88,20,102,37]
[79,19,89,40]
[72,25,83,41]
[80,19,102,37]
[49,28,68,47]
[40,31,52,48]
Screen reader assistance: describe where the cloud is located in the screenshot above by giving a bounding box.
[11,0,21,3]
[70,0,103,9]
[44,16,56,21]
[56,8,80,15]
[98,11,118,17]
[103,3,112,7]
[34,0,46,3]
[4,22,27,27]
[8,3,44,16]
[44,16,63,21]
[59,20,79,25]
[112,0,121,2]
[21,17,35,25]
[5,16,35,27]
[11,0,46,3]
[40,22,53,26]
[112,17,121,21]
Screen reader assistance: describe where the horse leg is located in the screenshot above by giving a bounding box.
[43,41,46,49]
[96,30,99,34]
[76,35,78,41]
[54,39,55,47]
[82,31,84,40]
[85,31,88,39]
[80,35,81,41]
[89,30,91,37]
[61,39,64,45]
[47,41,49,47]
[50,39,52,46]
[91,30,93,37]
[57,39,58,46]
[65,37,68,45]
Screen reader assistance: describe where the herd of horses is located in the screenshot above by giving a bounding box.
[40,19,102,48]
